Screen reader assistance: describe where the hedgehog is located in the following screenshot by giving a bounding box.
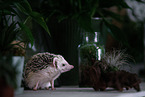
[24,52,74,90]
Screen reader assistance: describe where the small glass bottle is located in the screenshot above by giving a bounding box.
[78,18,105,87]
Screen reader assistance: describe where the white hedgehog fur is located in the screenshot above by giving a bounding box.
[24,53,74,90]
[25,66,61,89]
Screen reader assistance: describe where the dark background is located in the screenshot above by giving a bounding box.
[25,0,144,86]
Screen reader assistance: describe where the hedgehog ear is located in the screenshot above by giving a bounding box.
[53,57,58,68]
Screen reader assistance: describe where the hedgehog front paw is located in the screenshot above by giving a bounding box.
[51,87,56,90]
[33,87,38,91]
[33,81,39,91]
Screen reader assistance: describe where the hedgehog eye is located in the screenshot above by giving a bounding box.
[62,64,66,66]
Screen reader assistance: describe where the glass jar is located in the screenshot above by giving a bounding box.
[78,18,106,87]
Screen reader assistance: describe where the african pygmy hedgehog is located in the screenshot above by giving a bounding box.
[24,52,74,90]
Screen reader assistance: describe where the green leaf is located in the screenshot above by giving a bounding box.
[90,0,99,17]
[22,0,32,12]
[15,0,50,35]
[5,22,18,44]
[0,22,18,50]
[14,0,32,15]
[24,16,32,24]
[18,22,34,46]
[30,11,50,35]
[14,3,26,14]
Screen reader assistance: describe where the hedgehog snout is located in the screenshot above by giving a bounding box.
[65,64,74,71]
[60,64,74,73]
[70,65,74,69]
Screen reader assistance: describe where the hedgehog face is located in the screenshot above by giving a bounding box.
[55,55,74,73]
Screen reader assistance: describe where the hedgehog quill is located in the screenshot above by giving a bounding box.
[24,52,74,90]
